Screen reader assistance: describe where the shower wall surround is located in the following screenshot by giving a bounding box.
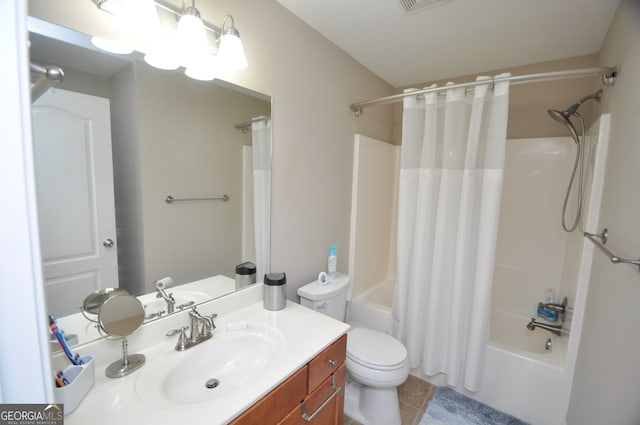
[349,135,399,300]
[348,116,611,424]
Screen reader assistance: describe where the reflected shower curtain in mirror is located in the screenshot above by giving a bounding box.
[392,74,510,391]
[251,118,272,281]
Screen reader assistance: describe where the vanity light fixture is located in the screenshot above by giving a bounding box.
[217,15,248,70]
[90,0,146,55]
[176,2,209,67]
[184,53,219,81]
[91,0,248,80]
[90,36,134,54]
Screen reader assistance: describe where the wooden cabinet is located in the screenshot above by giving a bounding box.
[278,363,346,425]
[232,334,347,425]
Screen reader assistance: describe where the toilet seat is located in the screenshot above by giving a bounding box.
[347,327,407,371]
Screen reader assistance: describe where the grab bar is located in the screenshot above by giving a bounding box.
[164,194,229,204]
[584,228,640,271]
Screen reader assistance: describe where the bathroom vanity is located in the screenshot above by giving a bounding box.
[58,284,350,425]
[233,335,347,424]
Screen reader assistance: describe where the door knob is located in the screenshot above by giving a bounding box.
[103,238,115,248]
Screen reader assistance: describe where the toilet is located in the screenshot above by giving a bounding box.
[297,274,409,425]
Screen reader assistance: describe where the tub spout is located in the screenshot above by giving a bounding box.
[527,318,566,336]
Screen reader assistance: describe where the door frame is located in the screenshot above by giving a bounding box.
[0,0,53,402]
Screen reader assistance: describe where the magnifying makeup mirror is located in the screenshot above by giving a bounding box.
[98,294,146,378]
[81,288,129,321]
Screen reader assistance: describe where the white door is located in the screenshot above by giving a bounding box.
[32,88,119,318]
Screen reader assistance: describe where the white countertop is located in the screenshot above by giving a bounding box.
[54,275,237,347]
[62,287,349,425]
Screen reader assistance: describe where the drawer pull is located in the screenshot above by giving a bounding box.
[301,375,342,422]
[328,359,337,367]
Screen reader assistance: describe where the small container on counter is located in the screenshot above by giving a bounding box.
[54,354,95,415]
[235,262,257,290]
[263,273,287,311]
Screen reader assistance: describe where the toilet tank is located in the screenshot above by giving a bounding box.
[297,274,350,321]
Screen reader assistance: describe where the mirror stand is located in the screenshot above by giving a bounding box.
[98,294,147,378]
[106,337,145,378]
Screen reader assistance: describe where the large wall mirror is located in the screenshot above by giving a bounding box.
[29,17,271,347]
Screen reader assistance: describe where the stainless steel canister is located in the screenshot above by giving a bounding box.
[235,262,257,290]
[263,273,286,311]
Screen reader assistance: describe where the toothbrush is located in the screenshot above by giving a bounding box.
[54,376,65,387]
[57,370,69,385]
[49,315,80,365]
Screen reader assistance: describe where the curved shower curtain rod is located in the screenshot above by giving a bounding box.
[234,115,271,133]
[351,66,617,116]
[30,62,64,103]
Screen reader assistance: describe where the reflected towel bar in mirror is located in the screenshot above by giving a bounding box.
[165,194,230,204]
[584,228,640,271]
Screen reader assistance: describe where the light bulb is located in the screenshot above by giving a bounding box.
[217,31,247,70]
[144,35,181,70]
[91,36,134,55]
[185,54,218,81]
[177,10,209,68]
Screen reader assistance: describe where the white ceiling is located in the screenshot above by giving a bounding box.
[275,0,621,88]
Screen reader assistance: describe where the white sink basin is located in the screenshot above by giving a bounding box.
[135,324,285,409]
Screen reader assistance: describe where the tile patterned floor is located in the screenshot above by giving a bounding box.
[344,375,435,425]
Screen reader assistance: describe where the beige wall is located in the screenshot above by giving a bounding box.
[136,63,270,291]
[36,65,111,98]
[28,0,395,298]
[110,61,271,294]
[392,54,600,144]
[568,1,640,424]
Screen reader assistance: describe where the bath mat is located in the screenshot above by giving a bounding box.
[419,387,529,425]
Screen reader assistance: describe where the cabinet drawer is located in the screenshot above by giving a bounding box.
[279,363,346,425]
[307,334,347,392]
[232,366,307,425]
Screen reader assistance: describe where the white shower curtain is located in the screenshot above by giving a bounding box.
[392,75,510,391]
[251,118,272,281]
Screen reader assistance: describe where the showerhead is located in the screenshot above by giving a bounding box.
[547,108,580,143]
[547,89,603,144]
[548,108,571,125]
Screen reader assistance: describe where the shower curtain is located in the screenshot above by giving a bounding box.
[392,75,510,391]
[251,118,272,281]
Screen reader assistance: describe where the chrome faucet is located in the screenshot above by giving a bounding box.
[527,318,566,336]
[156,288,176,314]
[188,306,217,341]
[166,306,218,351]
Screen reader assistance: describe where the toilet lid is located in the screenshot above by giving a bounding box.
[347,327,407,369]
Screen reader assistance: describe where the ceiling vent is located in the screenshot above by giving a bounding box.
[398,0,446,14]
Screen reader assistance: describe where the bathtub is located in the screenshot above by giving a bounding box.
[489,310,566,366]
[346,280,395,334]
[473,311,569,425]
[347,281,570,425]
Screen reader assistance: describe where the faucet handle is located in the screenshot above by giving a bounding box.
[166,326,189,336]
[199,313,217,337]
[166,326,189,351]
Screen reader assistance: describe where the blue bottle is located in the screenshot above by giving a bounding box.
[327,245,337,280]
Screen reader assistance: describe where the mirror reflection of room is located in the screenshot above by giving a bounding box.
[29,20,271,346]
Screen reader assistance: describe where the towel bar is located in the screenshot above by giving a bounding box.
[584,228,640,271]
